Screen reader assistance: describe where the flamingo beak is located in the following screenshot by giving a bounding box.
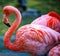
[4,23,11,27]
[3,14,11,27]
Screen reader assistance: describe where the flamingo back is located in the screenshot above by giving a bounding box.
[48,44,60,56]
[14,24,60,55]
[31,11,60,32]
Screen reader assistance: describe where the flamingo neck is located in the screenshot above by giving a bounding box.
[4,7,21,51]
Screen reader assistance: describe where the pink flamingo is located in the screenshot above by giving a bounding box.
[48,44,60,56]
[3,6,60,56]
[31,11,60,32]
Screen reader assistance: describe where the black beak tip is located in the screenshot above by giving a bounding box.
[4,23,11,27]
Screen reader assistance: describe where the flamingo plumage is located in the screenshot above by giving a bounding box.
[31,11,60,32]
[48,44,60,56]
[3,6,60,56]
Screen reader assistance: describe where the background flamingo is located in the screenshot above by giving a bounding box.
[3,6,60,56]
[48,44,60,56]
[31,11,60,32]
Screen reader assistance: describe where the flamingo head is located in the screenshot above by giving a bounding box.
[2,6,14,27]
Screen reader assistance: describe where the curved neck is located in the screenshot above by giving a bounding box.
[4,8,21,51]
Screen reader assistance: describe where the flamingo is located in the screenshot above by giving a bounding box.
[48,44,60,56]
[3,6,60,56]
[31,11,60,32]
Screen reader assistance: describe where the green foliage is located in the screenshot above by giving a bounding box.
[27,0,60,14]
[0,0,17,7]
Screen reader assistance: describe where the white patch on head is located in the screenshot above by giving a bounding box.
[3,14,6,19]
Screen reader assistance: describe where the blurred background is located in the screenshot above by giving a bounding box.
[0,0,60,56]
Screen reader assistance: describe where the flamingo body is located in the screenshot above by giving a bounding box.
[48,44,60,56]
[31,11,60,32]
[4,24,60,55]
[3,6,60,56]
